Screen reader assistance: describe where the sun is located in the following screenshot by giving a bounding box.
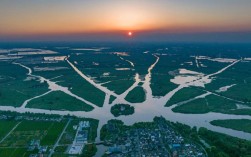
[128,31,133,36]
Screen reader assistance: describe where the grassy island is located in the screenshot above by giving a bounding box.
[110,104,134,117]
[125,86,146,103]
[210,119,251,134]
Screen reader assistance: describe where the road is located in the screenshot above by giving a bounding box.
[48,119,71,157]
[0,121,22,143]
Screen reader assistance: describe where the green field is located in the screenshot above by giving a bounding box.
[0,148,31,157]
[41,121,66,145]
[26,91,94,111]
[0,121,18,141]
[0,111,99,157]
[125,86,146,103]
[0,120,66,147]
[210,119,251,133]
[0,119,66,157]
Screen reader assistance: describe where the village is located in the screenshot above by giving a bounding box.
[102,117,206,157]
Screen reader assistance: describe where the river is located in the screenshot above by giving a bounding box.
[0,55,250,153]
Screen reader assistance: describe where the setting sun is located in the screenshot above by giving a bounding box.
[128,31,132,36]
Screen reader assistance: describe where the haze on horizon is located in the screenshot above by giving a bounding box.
[1,0,251,42]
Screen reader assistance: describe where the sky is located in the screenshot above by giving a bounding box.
[1,0,251,42]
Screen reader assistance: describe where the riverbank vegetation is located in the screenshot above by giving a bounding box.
[33,61,106,107]
[165,87,206,107]
[151,74,178,97]
[125,86,146,103]
[26,91,94,111]
[0,62,49,107]
[172,98,209,114]
[109,95,116,104]
[103,79,134,95]
[172,94,251,116]
[198,127,251,157]
[170,120,251,157]
[210,119,251,134]
[206,61,251,103]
